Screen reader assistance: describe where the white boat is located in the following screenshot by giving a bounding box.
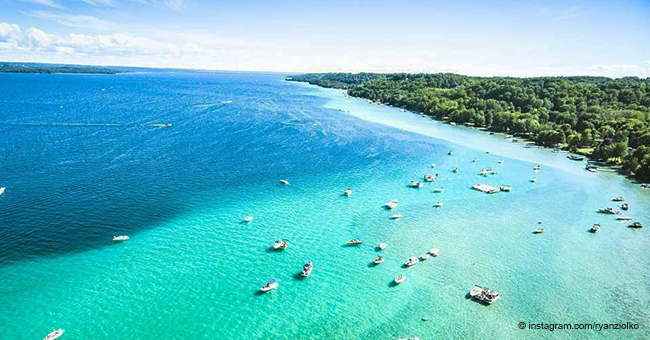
[448,151,453,155]
[398,338,420,340]
[279,179,290,185]
[374,256,385,264]
[404,257,419,267]
[597,207,619,215]
[244,216,254,222]
[589,224,600,233]
[301,261,313,277]
[530,177,537,183]
[420,253,430,261]
[347,239,363,245]
[432,187,445,193]
[498,160,505,164]
[533,165,541,171]
[434,202,444,207]
[113,235,129,242]
[273,239,289,250]
[430,163,437,168]
[429,248,440,257]
[453,167,459,173]
[43,329,64,340]
[390,213,403,219]
[0,187,5,195]
[423,174,436,182]
[384,200,398,209]
[408,181,423,188]
[378,243,387,250]
[394,275,406,284]
[344,188,352,196]
[532,228,544,234]
[260,279,279,292]
[469,285,500,304]
[616,216,632,221]
[499,185,511,192]
[611,197,625,202]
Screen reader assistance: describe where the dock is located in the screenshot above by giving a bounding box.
[472,184,501,194]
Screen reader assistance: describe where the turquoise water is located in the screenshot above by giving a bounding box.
[0,72,649,340]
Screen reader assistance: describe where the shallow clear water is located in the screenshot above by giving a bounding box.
[0,72,648,340]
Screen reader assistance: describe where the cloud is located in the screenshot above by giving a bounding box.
[27,11,117,30]
[163,0,186,11]
[592,64,650,78]
[80,0,116,6]
[0,22,181,57]
[553,6,585,21]
[19,0,63,9]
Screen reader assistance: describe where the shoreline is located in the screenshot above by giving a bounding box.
[288,80,644,183]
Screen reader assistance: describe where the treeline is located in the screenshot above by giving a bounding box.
[288,73,650,180]
[286,72,382,89]
[0,63,119,74]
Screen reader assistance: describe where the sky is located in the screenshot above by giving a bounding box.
[0,0,649,77]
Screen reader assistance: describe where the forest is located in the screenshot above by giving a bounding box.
[288,73,650,180]
[0,63,120,74]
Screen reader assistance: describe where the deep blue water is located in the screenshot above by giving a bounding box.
[0,71,444,265]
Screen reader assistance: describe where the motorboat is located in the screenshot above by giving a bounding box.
[469,285,500,304]
[472,159,478,163]
[432,187,445,193]
[279,179,290,185]
[347,239,363,245]
[621,203,629,211]
[453,167,459,173]
[479,169,488,177]
[532,228,544,234]
[113,235,129,242]
[530,177,537,183]
[611,197,625,202]
[585,165,598,172]
[0,187,5,195]
[273,239,289,250]
[567,154,585,161]
[404,257,419,267]
[448,151,453,155]
[434,202,444,207]
[589,224,600,233]
[408,181,423,188]
[378,243,387,250]
[244,216,254,222]
[420,253,430,261]
[390,213,403,219]
[423,174,436,182]
[301,261,313,277]
[429,249,440,257]
[260,279,279,292]
[499,185,511,192]
[616,216,632,221]
[384,200,399,209]
[430,163,437,168]
[344,188,352,196]
[43,329,64,340]
[374,256,385,264]
[597,207,619,215]
[394,275,406,284]
[498,159,505,164]
[533,165,541,171]
[628,222,643,228]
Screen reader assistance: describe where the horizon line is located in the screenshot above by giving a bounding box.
[2,60,649,79]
